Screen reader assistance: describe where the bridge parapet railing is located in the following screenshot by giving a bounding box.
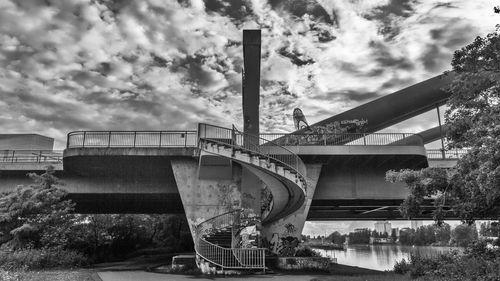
[259,133,423,146]
[426,149,468,160]
[0,150,63,163]
[66,131,198,148]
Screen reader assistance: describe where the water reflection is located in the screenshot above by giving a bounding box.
[314,245,461,271]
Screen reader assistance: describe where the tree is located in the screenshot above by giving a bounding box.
[348,229,371,244]
[399,228,415,245]
[451,224,478,247]
[391,229,397,240]
[386,16,500,224]
[435,223,451,245]
[328,231,345,244]
[0,167,75,249]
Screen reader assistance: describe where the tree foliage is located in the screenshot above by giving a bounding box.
[398,224,451,246]
[327,231,345,244]
[0,167,75,249]
[387,13,500,224]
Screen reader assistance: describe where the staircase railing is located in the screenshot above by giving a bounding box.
[195,210,265,270]
[197,123,307,189]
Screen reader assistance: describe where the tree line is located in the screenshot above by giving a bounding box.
[0,167,193,268]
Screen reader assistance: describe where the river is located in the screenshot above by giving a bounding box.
[314,245,462,271]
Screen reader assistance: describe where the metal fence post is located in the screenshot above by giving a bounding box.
[159,132,162,147]
[133,132,137,147]
[363,133,367,145]
[108,132,111,148]
[82,132,86,148]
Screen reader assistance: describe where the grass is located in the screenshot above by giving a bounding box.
[0,269,96,281]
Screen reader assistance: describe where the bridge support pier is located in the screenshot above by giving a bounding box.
[261,164,322,256]
[171,158,243,231]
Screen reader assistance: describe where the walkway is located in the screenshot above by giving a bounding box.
[97,271,403,281]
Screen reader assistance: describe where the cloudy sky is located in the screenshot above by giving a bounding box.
[0,0,498,150]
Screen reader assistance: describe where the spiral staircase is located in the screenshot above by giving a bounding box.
[194,123,308,272]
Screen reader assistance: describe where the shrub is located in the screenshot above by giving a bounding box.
[0,248,88,270]
[294,246,321,257]
[393,242,500,280]
[393,258,411,274]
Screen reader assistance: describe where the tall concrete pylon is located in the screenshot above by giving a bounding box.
[242,30,261,138]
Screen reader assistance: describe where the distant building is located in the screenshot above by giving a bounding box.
[411,220,423,230]
[353,228,369,232]
[374,221,391,234]
[0,134,54,150]
[370,237,394,244]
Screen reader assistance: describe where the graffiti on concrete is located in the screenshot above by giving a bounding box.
[261,186,273,217]
[242,192,256,201]
[276,120,369,146]
[284,223,296,234]
[268,233,300,256]
[216,183,241,212]
[279,236,299,256]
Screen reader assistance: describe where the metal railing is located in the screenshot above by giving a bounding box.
[427,149,468,160]
[259,132,423,146]
[66,131,197,148]
[0,150,63,163]
[195,211,265,270]
[198,123,307,183]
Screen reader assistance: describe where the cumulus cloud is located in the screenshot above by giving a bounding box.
[0,0,497,148]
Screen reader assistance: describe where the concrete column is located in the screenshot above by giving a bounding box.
[242,29,261,139]
[261,164,322,256]
[240,166,262,215]
[171,158,243,234]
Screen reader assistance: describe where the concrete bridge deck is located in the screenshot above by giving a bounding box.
[0,132,463,219]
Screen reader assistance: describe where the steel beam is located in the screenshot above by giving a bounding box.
[298,73,456,134]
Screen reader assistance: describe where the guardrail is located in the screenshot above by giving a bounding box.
[198,123,307,181]
[0,150,63,163]
[427,149,468,160]
[195,211,265,270]
[66,131,198,148]
[260,132,423,146]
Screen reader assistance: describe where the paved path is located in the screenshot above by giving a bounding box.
[97,271,329,281]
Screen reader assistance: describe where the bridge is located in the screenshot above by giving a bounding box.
[0,30,465,272]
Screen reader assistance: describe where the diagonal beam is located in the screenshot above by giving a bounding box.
[360,206,390,215]
[296,72,456,134]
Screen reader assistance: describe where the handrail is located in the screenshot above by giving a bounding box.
[198,123,307,186]
[427,148,468,160]
[66,131,197,148]
[194,210,265,270]
[0,150,63,163]
[260,132,424,146]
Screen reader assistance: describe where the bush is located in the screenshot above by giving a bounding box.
[393,242,500,280]
[294,246,321,257]
[0,248,88,270]
[393,258,411,274]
